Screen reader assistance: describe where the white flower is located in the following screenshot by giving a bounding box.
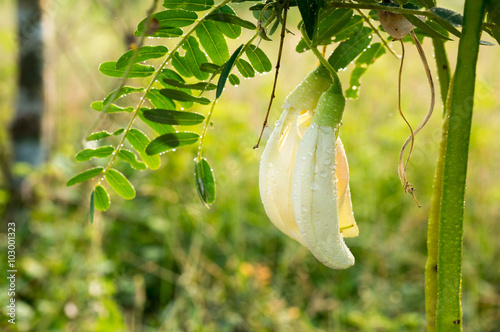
[259,70,358,269]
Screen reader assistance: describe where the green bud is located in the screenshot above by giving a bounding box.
[313,81,346,128]
[283,65,332,111]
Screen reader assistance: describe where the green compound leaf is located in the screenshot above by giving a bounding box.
[143,109,205,125]
[205,12,256,30]
[90,102,134,113]
[217,44,244,98]
[135,10,197,37]
[346,43,386,99]
[182,36,209,80]
[67,167,104,186]
[245,44,272,73]
[404,14,451,40]
[127,129,161,170]
[194,158,215,205]
[116,45,168,69]
[99,61,155,78]
[105,169,136,200]
[160,89,211,105]
[430,7,463,27]
[75,146,115,162]
[162,78,216,90]
[236,59,255,78]
[162,0,214,11]
[117,149,147,171]
[297,0,321,41]
[317,8,353,45]
[146,132,199,155]
[210,6,243,39]
[196,20,230,65]
[86,128,124,141]
[328,26,372,71]
[334,15,363,41]
[94,185,110,211]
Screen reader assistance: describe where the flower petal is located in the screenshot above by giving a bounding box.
[259,109,306,245]
[293,124,355,269]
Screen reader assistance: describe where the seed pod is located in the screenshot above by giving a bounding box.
[377,11,415,40]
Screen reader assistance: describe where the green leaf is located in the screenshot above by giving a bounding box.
[229,74,240,86]
[116,46,168,69]
[429,7,463,27]
[194,158,215,205]
[205,12,256,30]
[162,78,216,90]
[236,59,255,78]
[147,88,177,109]
[196,21,230,65]
[146,132,199,155]
[91,102,134,113]
[199,62,221,73]
[162,0,214,11]
[160,89,211,105]
[90,190,95,223]
[297,0,321,41]
[86,129,124,141]
[117,149,147,170]
[317,8,353,45]
[75,146,115,162]
[127,129,161,170]
[217,44,244,98]
[245,45,272,73]
[94,185,110,211]
[158,69,194,108]
[346,43,386,99]
[210,6,243,39]
[99,61,155,78]
[182,36,209,80]
[143,109,205,125]
[328,27,372,71]
[333,15,363,41]
[404,15,451,40]
[105,169,136,200]
[103,86,145,105]
[135,10,197,37]
[172,52,194,78]
[66,167,104,186]
[138,108,175,135]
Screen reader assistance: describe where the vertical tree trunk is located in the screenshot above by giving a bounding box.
[10,0,44,166]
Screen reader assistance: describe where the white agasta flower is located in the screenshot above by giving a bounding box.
[259,68,358,269]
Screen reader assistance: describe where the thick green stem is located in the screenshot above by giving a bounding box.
[436,0,485,330]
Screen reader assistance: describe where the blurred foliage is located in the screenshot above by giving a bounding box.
[0,0,499,331]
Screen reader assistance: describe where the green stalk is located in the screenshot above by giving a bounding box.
[436,0,485,330]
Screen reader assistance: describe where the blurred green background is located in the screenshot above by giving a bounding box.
[0,0,499,331]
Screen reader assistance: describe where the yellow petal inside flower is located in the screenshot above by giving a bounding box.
[335,139,358,238]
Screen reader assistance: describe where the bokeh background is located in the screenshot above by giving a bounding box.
[1,0,499,331]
